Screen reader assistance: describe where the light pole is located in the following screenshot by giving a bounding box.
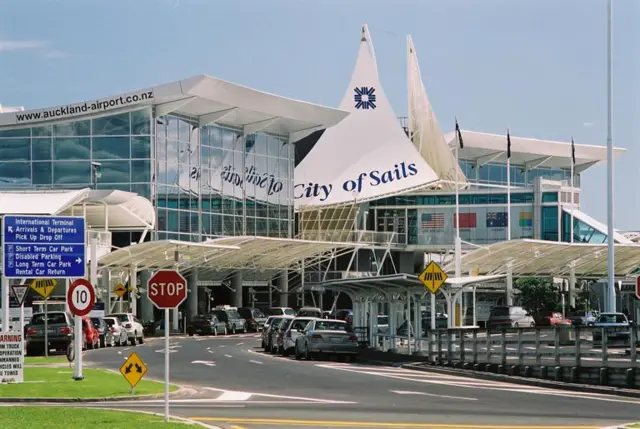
[605,0,615,312]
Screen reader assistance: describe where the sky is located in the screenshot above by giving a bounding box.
[0,0,638,229]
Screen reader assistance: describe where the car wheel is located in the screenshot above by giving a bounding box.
[282,348,290,357]
[530,322,535,328]
[139,335,144,344]
[261,340,266,349]
[232,325,236,335]
[514,322,519,328]
[224,326,228,335]
[130,332,137,346]
[213,327,218,336]
[304,345,310,360]
[243,324,247,333]
[294,346,302,360]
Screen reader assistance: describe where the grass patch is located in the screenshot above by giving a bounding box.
[0,406,194,428]
[625,424,640,428]
[0,367,178,398]
[24,355,69,365]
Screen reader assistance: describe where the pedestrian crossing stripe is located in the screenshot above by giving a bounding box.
[30,278,57,299]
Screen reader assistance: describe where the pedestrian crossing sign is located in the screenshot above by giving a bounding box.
[114,284,127,298]
[419,261,448,294]
[30,278,57,299]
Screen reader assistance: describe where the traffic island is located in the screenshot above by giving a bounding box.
[0,367,180,402]
[0,406,210,429]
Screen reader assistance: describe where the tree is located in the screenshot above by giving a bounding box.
[515,277,560,316]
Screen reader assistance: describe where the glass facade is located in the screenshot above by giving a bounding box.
[0,109,294,242]
[458,159,575,187]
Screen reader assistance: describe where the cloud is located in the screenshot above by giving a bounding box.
[583,122,593,128]
[42,49,68,59]
[0,40,47,52]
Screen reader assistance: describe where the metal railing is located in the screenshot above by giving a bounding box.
[375,326,639,368]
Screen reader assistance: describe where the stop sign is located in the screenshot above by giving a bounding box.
[147,270,187,309]
[636,276,640,300]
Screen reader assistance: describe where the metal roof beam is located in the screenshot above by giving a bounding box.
[199,107,237,127]
[474,151,505,167]
[243,117,280,136]
[524,156,552,171]
[155,97,197,117]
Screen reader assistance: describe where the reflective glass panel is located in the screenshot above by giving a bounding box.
[131,109,151,135]
[53,137,90,160]
[32,125,52,137]
[92,136,130,159]
[53,161,91,184]
[0,162,30,187]
[53,120,90,136]
[131,160,151,182]
[99,160,131,183]
[0,128,29,138]
[92,112,130,135]
[32,162,53,185]
[0,138,30,161]
[131,136,150,158]
[32,138,52,160]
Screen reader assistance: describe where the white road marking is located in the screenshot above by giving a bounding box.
[219,345,225,348]
[117,351,122,354]
[224,354,233,358]
[208,350,214,354]
[236,342,244,346]
[249,360,263,365]
[123,347,130,351]
[217,391,253,401]
[390,390,476,401]
[202,387,356,404]
[191,360,216,367]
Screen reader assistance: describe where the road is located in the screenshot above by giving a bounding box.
[85,333,640,429]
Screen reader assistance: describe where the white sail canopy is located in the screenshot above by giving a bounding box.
[294,25,439,209]
[406,35,467,188]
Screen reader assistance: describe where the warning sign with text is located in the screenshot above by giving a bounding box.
[0,332,24,383]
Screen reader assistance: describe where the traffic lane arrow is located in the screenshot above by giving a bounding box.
[125,363,133,374]
[135,363,143,373]
[7,226,13,233]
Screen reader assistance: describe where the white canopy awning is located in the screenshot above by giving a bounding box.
[0,188,154,230]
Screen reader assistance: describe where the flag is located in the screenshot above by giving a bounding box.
[421,213,445,229]
[486,212,508,228]
[571,137,575,165]
[519,211,533,228]
[507,129,511,159]
[454,213,477,229]
[455,119,463,149]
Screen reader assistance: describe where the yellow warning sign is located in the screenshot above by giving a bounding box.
[30,279,57,299]
[114,284,127,298]
[120,352,148,389]
[418,261,448,294]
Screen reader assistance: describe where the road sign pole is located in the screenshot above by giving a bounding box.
[1,276,8,332]
[164,307,170,423]
[44,297,48,358]
[20,303,24,353]
[73,314,83,380]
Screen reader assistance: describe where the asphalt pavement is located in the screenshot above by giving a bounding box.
[84,333,640,429]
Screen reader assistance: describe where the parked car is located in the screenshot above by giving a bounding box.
[83,317,100,349]
[263,316,294,353]
[25,311,76,356]
[593,312,633,346]
[568,310,599,326]
[212,306,247,334]
[534,311,572,327]
[103,316,128,346]
[296,307,323,318]
[187,314,228,336]
[110,313,145,345]
[294,319,359,361]
[90,317,109,348]
[267,307,296,316]
[335,309,353,325]
[280,317,318,356]
[238,307,268,332]
[487,306,535,328]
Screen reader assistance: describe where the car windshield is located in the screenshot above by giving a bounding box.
[194,315,210,321]
[267,308,283,315]
[315,321,349,332]
[377,316,389,325]
[284,308,296,316]
[253,309,266,318]
[112,314,129,324]
[104,318,117,327]
[490,307,510,317]
[212,311,227,321]
[297,309,321,317]
[271,318,285,328]
[31,313,67,325]
[597,314,627,324]
[227,310,241,319]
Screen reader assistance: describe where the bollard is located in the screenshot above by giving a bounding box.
[554,366,563,382]
[509,365,520,376]
[570,367,580,383]
[473,363,482,371]
[523,366,533,377]
[497,364,505,374]
[540,366,548,379]
[625,368,636,388]
[463,362,473,370]
[599,367,608,385]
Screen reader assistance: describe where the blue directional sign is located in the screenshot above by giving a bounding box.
[2,215,86,279]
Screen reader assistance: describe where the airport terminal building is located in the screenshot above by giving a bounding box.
[1,25,638,330]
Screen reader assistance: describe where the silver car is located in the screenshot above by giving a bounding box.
[281,317,319,356]
[294,319,359,361]
[103,316,128,346]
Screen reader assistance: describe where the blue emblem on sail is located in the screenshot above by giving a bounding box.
[354,87,377,110]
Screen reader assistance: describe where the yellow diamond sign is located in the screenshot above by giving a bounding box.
[30,279,57,299]
[419,261,448,294]
[120,352,148,389]
[114,284,127,298]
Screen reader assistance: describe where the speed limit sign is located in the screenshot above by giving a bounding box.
[67,279,95,317]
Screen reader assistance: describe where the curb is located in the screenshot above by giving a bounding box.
[0,386,196,404]
[400,363,640,399]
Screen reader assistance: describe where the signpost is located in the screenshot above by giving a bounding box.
[9,284,29,355]
[30,278,58,358]
[120,351,148,394]
[0,332,24,384]
[67,279,95,381]
[147,270,187,423]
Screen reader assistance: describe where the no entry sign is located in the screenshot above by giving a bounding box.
[147,270,187,309]
[67,279,95,317]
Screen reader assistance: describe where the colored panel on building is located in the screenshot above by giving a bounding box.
[421,213,444,229]
[454,213,477,229]
[486,212,508,228]
[519,211,533,228]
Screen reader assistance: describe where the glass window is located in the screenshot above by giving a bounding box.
[92,112,130,135]
[32,125,52,137]
[131,109,151,135]
[510,166,525,185]
[53,137,90,160]
[32,162,53,185]
[92,136,130,159]
[131,160,151,183]
[542,192,558,203]
[32,139,52,160]
[99,160,130,183]
[541,206,558,241]
[131,136,150,158]
[0,128,30,138]
[53,119,90,136]
[0,162,30,187]
[131,183,150,199]
[0,138,30,161]
[53,161,91,184]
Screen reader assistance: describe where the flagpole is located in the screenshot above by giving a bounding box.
[605,0,615,313]
[570,141,574,244]
[506,130,511,241]
[453,120,462,329]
